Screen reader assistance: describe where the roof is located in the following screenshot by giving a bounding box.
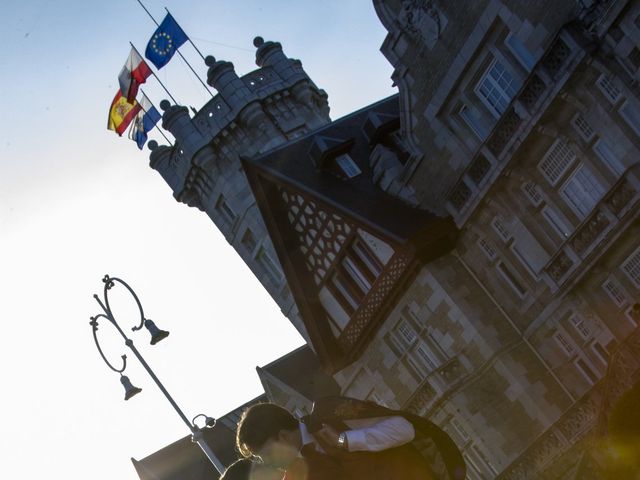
[257,345,340,402]
[131,394,267,480]
[242,95,458,371]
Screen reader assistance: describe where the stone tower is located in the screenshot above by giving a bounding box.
[148,37,331,340]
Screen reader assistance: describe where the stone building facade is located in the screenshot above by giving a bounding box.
[330,0,640,478]
[148,37,332,342]
[146,1,640,478]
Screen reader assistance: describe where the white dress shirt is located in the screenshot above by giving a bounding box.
[300,415,415,453]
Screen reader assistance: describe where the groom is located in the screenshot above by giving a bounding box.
[235,396,466,480]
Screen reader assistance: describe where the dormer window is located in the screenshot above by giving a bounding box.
[335,154,361,178]
[308,135,358,179]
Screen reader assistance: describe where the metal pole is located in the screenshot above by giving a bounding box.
[134,0,213,97]
[164,7,208,62]
[192,428,226,473]
[129,42,179,104]
[92,281,224,474]
[139,90,173,146]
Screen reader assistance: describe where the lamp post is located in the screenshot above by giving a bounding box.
[89,274,225,474]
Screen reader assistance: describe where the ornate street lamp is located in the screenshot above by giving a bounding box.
[89,274,224,473]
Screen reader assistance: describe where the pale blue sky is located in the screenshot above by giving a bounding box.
[0,1,394,478]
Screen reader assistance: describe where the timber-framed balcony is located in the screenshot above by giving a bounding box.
[446,26,588,226]
[542,164,640,293]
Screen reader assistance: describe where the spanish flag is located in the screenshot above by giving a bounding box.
[107,91,141,136]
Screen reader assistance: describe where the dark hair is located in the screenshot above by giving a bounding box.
[220,459,252,480]
[236,403,298,457]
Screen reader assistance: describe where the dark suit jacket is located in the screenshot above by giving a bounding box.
[302,396,466,480]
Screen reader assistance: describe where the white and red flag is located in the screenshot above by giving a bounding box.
[118,48,152,103]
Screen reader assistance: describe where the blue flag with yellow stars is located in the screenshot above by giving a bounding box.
[145,13,188,70]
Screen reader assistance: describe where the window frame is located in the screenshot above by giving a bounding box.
[621,245,640,288]
[593,138,625,176]
[601,276,629,307]
[474,58,520,119]
[559,163,606,219]
[571,113,595,143]
[538,139,577,186]
[596,73,621,104]
[541,206,573,239]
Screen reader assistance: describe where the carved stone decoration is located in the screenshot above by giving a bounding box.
[605,178,636,217]
[398,0,442,49]
[438,356,464,383]
[467,155,491,185]
[546,251,574,283]
[571,209,610,256]
[519,74,547,111]
[487,108,522,157]
[448,181,472,211]
[404,381,437,415]
[541,38,571,78]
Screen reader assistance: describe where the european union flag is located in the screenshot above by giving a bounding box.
[145,13,188,69]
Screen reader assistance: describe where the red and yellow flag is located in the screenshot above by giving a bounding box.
[107,91,141,136]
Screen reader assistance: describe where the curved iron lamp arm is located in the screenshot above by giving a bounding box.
[89,314,127,373]
[101,274,146,332]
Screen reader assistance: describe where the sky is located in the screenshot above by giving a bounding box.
[0,1,394,478]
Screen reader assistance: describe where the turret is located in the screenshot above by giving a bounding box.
[159,100,208,157]
[205,56,257,110]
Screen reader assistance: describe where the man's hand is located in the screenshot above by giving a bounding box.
[314,423,346,452]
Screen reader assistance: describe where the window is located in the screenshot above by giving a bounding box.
[555,332,574,355]
[491,216,511,242]
[396,320,418,348]
[511,243,539,278]
[602,277,628,307]
[335,154,362,178]
[571,114,595,142]
[542,206,572,239]
[593,139,625,175]
[621,246,640,288]
[351,239,383,277]
[506,33,536,70]
[497,261,527,297]
[475,60,520,118]
[478,237,497,260]
[619,101,640,137]
[459,104,489,140]
[560,164,606,219]
[412,341,440,373]
[450,418,470,442]
[625,305,639,326]
[241,229,257,252]
[470,445,499,475]
[215,195,236,224]
[591,341,609,366]
[628,47,640,70]
[596,74,621,103]
[328,239,382,314]
[538,139,576,185]
[257,247,282,283]
[575,358,599,384]
[521,182,543,206]
[569,313,590,340]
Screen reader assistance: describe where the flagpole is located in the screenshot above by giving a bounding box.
[134,0,213,98]
[164,8,207,62]
[139,90,173,146]
[129,42,178,105]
